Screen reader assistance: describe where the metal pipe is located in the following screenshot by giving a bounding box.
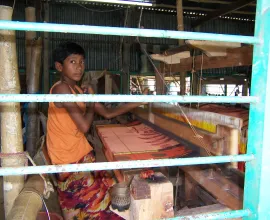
[0,154,253,176]
[0,21,259,44]
[243,0,270,219]
[0,94,258,103]
[169,209,251,220]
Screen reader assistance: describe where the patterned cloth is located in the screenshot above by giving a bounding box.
[57,152,123,220]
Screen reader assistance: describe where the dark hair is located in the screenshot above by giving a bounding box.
[53,42,85,64]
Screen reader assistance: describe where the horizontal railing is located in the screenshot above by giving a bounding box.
[169,209,251,220]
[0,94,258,103]
[0,154,253,176]
[0,20,259,44]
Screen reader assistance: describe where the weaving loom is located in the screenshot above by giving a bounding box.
[132,103,248,172]
[95,104,245,211]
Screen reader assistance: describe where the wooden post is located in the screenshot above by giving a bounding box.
[25,7,36,83]
[155,68,166,95]
[176,0,184,46]
[122,42,131,94]
[242,81,248,96]
[176,0,186,95]
[105,72,113,95]
[43,1,49,94]
[192,72,199,95]
[26,38,42,157]
[0,5,25,217]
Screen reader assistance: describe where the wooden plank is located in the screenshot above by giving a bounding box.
[132,107,223,156]
[186,40,241,57]
[185,173,198,202]
[164,45,191,56]
[181,166,243,210]
[191,0,255,27]
[202,76,246,85]
[176,204,230,216]
[161,46,253,73]
[151,51,190,64]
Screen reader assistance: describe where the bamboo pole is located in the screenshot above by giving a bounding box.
[25,7,36,83]
[7,175,45,220]
[26,37,42,157]
[0,5,25,217]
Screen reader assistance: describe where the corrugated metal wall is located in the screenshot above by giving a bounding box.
[12,2,254,74]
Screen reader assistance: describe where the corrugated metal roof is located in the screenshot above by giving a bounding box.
[11,2,254,75]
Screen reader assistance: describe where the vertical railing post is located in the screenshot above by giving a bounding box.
[243,0,270,219]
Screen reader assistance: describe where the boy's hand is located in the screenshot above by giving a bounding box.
[81,85,95,94]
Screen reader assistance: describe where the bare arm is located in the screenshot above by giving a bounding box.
[52,83,94,133]
[82,85,148,119]
[94,102,144,119]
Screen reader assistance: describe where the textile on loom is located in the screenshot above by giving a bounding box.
[96,121,193,181]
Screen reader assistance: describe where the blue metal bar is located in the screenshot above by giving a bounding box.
[243,0,270,219]
[169,209,251,220]
[0,154,253,176]
[0,94,258,103]
[0,21,259,44]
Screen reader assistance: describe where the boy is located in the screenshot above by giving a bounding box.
[47,42,146,219]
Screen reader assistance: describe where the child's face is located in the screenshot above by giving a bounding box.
[55,54,85,82]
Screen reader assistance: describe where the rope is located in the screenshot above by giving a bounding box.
[0,151,54,199]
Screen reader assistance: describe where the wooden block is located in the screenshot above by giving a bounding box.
[131,176,151,200]
[129,173,174,220]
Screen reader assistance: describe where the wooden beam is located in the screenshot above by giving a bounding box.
[161,46,253,73]
[132,107,222,156]
[151,51,190,64]
[182,166,243,210]
[202,76,246,85]
[176,204,231,217]
[192,0,255,27]
[164,45,191,56]
[186,40,241,57]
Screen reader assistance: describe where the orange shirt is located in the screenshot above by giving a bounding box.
[46,81,92,165]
